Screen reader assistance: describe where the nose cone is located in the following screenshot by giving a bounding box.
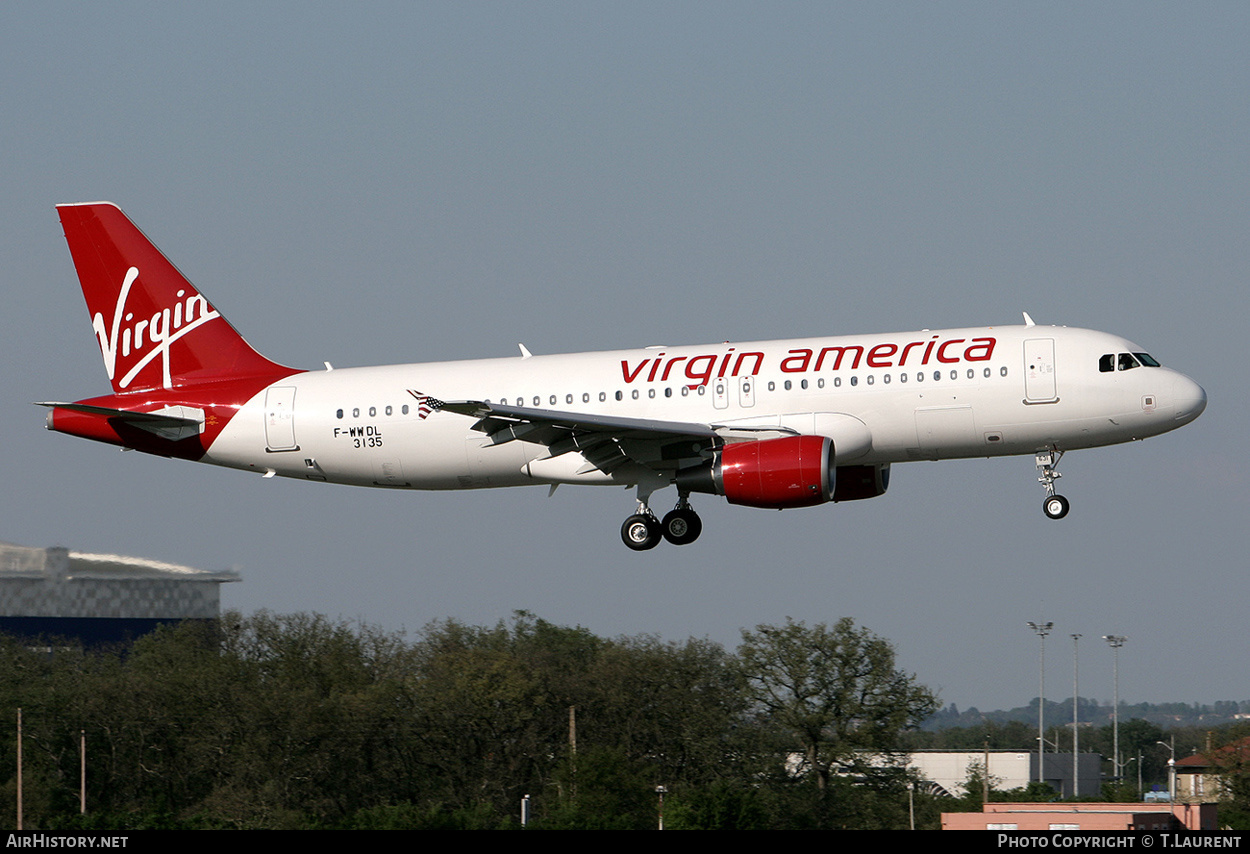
[1171,373,1207,425]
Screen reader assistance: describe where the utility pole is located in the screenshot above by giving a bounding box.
[16,708,22,831]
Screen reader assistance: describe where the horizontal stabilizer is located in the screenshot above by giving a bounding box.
[37,402,205,442]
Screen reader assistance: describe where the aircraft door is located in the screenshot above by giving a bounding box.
[264,386,298,451]
[1023,338,1058,403]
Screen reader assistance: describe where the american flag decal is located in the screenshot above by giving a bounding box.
[406,390,444,419]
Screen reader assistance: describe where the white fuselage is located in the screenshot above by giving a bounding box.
[204,324,1206,492]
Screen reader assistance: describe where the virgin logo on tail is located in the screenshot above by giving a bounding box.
[92,266,221,390]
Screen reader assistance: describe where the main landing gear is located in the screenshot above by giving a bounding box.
[1036,448,1070,520]
[621,495,703,551]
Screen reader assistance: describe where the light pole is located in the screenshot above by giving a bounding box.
[1158,739,1176,803]
[1028,621,1053,786]
[1072,633,1081,798]
[1103,635,1127,782]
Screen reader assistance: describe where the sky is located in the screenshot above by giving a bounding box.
[2,2,1246,714]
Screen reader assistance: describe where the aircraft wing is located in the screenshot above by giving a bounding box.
[438,399,793,476]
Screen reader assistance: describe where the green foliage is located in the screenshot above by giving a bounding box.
[0,610,938,829]
[1208,725,1250,830]
[665,782,771,830]
[737,617,939,793]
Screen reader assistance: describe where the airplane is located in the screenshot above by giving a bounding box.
[41,202,1207,550]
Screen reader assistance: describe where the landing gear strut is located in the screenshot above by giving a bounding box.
[1036,448,1070,520]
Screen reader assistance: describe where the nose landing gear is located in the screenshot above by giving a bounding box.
[1036,449,1070,520]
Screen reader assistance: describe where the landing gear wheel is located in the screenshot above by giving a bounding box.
[661,507,703,545]
[1043,494,1070,520]
[621,514,662,551]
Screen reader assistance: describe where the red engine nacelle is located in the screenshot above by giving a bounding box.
[676,435,832,509]
[675,436,891,510]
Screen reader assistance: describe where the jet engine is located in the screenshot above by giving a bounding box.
[675,435,830,509]
[675,436,890,509]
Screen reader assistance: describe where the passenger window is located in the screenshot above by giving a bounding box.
[336,409,344,419]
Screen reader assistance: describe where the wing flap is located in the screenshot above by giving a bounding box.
[438,399,719,477]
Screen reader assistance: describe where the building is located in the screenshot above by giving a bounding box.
[942,801,1217,831]
[0,540,239,645]
[1174,737,1250,804]
[907,750,1102,799]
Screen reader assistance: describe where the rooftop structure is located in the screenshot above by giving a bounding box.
[0,540,239,644]
[943,801,1218,831]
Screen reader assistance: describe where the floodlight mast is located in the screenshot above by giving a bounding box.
[1103,635,1128,781]
[1027,621,1054,786]
[1071,633,1081,797]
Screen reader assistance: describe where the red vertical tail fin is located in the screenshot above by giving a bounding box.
[57,202,291,392]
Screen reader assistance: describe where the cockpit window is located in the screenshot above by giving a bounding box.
[1101,352,1162,372]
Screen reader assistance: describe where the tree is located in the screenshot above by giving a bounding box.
[1209,727,1250,830]
[737,617,938,793]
